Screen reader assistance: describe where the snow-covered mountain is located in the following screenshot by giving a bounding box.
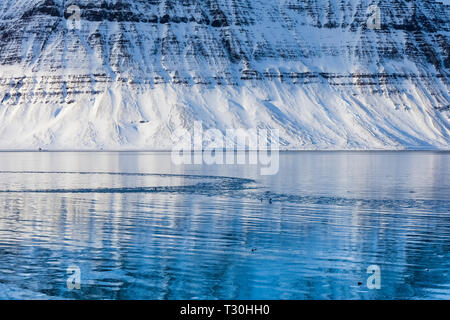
[0,0,448,150]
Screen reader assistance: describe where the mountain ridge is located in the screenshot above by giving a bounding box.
[0,0,448,150]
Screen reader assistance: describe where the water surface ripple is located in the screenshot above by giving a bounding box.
[0,151,448,299]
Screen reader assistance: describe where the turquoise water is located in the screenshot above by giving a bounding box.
[0,151,448,299]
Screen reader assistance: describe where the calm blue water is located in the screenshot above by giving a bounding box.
[0,151,448,300]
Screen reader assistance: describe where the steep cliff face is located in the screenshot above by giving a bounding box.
[0,0,448,149]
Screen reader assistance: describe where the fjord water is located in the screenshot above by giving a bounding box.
[0,152,448,300]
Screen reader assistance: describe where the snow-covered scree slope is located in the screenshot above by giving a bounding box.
[0,0,448,150]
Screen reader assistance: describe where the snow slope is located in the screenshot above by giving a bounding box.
[0,0,448,150]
